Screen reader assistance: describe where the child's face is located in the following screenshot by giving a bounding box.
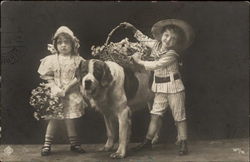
[161,29,177,49]
[56,35,72,55]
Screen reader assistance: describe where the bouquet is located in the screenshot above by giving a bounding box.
[29,83,64,120]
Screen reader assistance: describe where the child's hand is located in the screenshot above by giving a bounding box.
[132,52,142,63]
[50,85,65,97]
[56,89,66,97]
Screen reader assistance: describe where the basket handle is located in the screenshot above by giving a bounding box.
[104,24,123,46]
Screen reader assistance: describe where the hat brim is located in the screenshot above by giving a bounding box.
[151,19,194,51]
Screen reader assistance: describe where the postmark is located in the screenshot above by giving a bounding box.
[1,17,26,65]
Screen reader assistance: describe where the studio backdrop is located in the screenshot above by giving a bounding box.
[1,1,249,144]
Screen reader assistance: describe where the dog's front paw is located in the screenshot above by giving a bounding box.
[110,152,125,159]
[98,145,113,152]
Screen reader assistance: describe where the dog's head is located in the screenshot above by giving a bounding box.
[76,59,113,97]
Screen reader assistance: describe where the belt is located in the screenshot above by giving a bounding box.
[155,73,180,83]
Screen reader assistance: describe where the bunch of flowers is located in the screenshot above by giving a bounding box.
[29,83,64,120]
[91,38,151,70]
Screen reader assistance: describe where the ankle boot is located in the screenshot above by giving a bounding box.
[41,146,51,156]
[70,145,86,153]
[131,138,152,152]
[178,140,188,155]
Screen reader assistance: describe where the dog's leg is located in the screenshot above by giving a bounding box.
[110,106,131,159]
[99,114,115,152]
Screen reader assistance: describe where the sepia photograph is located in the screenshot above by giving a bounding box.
[1,1,249,161]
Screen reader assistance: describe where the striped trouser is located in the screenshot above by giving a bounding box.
[150,91,186,121]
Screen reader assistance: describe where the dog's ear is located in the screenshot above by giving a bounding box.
[101,62,113,87]
[75,60,88,81]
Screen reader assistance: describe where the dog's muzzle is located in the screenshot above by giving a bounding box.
[82,73,99,96]
[85,80,92,90]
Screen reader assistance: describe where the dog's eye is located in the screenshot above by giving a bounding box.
[93,68,103,81]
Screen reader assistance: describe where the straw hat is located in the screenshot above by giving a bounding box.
[151,19,194,51]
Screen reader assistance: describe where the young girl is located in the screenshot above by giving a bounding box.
[38,26,87,156]
[120,19,194,155]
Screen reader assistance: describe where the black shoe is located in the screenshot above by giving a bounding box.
[131,139,152,152]
[70,145,86,153]
[41,146,51,156]
[178,140,188,156]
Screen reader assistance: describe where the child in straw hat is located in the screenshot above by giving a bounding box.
[120,19,194,155]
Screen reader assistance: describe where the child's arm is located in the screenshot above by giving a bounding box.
[133,51,177,71]
[46,79,56,84]
[134,30,156,49]
[62,77,79,94]
[44,78,78,97]
[63,56,85,95]
[120,22,156,49]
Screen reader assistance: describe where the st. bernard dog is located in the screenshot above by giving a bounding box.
[77,59,154,158]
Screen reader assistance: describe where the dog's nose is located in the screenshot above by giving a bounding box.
[85,80,92,89]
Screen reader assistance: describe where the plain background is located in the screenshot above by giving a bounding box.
[1,1,249,144]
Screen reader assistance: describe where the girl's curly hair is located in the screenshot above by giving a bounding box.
[52,33,80,56]
[52,26,80,55]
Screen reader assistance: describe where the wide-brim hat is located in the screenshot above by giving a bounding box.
[151,19,194,51]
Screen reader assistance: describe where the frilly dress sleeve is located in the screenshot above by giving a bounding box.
[37,55,55,80]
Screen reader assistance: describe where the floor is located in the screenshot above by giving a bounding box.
[0,138,249,162]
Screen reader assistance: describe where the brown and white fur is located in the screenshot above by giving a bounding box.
[77,59,156,158]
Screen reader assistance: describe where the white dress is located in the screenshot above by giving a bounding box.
[38,54,86,119]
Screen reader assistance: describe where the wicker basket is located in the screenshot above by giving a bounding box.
[91,25,152,71]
